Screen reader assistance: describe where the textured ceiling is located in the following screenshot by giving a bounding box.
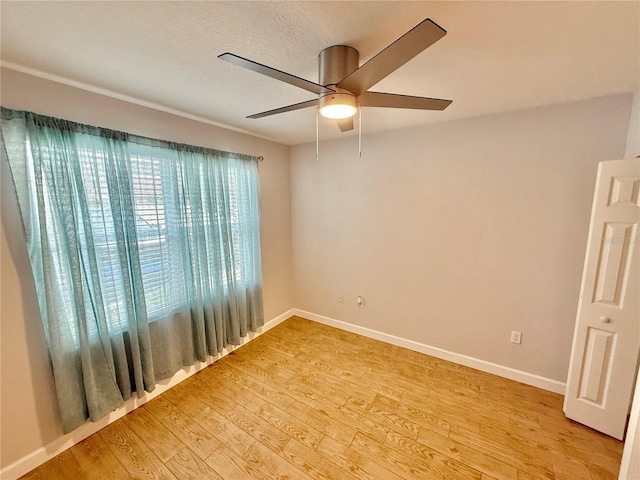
[1,1,638,145]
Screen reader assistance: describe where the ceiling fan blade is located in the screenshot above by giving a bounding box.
[359,91,452,110]
[337,19,446,95]
[247,99,319,119]
[336,118,354,132]
[219,53,333,95]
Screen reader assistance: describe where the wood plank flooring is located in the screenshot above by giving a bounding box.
[20,317,623,479]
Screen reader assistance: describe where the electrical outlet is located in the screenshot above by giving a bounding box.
[337,294,344,303]
[511,331,522,344]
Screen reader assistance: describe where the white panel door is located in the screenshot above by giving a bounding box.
[564,159,640,440]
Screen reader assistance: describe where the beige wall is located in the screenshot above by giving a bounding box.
[0,68,293,468]
[290,94,632,383]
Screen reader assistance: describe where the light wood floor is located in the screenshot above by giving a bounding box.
[21,317,623,480]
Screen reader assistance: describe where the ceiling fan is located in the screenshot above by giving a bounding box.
[219,18,452,133]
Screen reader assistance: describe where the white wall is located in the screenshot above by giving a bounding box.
[290,93,632,384]
[619,364,640,480]
[624,91,640,159]
[0,68,293,470]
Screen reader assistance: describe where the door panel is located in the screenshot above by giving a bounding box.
[592,223,636,306]
[578,327,615,405]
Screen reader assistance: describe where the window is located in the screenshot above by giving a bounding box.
[2,107,264,432]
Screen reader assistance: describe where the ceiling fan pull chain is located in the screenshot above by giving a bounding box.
[316,107,320,161]
[358,106,362,157]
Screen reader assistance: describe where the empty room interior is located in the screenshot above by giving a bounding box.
[1,2,639,479]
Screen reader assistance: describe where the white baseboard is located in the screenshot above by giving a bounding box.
[0,308,293,480]
[293,309,567,395]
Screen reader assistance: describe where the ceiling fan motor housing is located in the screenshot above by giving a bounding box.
[319,45,359,88]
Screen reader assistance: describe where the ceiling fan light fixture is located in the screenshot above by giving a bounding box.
[318,92,357,119]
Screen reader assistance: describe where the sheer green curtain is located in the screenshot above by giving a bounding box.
[1,107,264,433]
